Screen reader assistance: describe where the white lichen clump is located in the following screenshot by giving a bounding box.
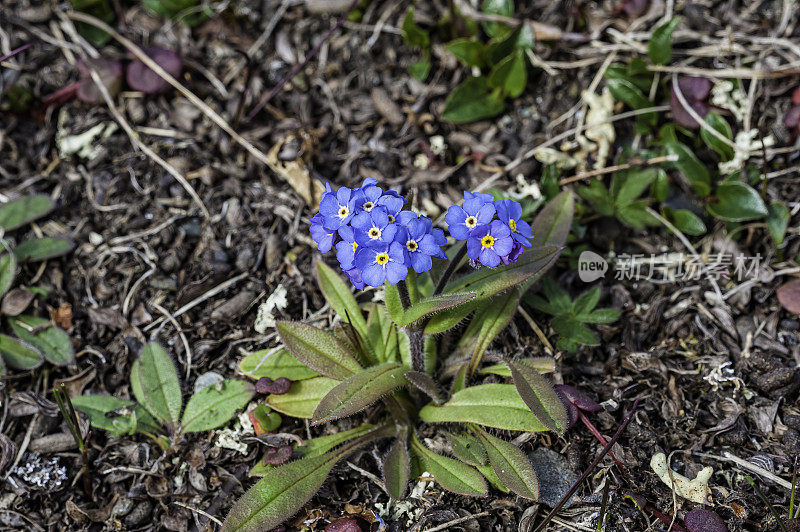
[11,454,68,490]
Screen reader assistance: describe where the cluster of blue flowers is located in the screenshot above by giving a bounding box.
[311,178,447,288]
[444,191,533,268]
[310,180,533,288]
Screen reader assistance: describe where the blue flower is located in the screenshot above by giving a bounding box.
[494,199,533,246]
[310,213,336,253]
[464,191,494,203]
[376,190,405,221]
[318,186,357,230]
[335,226,359,270]
[344,267,366,290]
[355,242,408,286]
[351,207,397,247]
[501,241,524,265]
[445,197,496,240]
[466,220,514,268]
[395,215,447,273]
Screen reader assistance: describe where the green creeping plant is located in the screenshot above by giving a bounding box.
[0,195,76,373]
[223,191,576,532]
[73,342,254,449]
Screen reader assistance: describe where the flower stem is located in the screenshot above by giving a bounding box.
[433,243,467,296]
[397,279,411,310]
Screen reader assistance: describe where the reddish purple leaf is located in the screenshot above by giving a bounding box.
[263,444,293,465]
[255,377,291,395]
[792,86,800,106]
[554,384,602,412]
[670,77,712,129]
[324,518,362,532]
[783,105,800,130]
[777,280,800,314]
[684,509,728,532]
[125,47,182,94]
[76,58,123,104]
[621,0,648,17]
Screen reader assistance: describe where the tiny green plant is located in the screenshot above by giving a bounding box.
[0,195,75,373]
[53,383,91,496]
[525,278,620,353]
[73,342,254,449]
[223,180,577,531]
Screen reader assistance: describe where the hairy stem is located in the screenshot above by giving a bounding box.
[397,279,411,310]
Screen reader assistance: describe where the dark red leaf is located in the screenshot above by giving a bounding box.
[621,0,648,17]
[678,77,712,100]
[792,86,800,106]
[76,58,123,104]
[684,509,729,532]
[777,280,800,314]
[555,384,602,412]
[783,105,800,129]
[324,518,362,532]
[255,377,292,395]
[670,77,712,129]
[125,47,182,94]
[263,444,293,466]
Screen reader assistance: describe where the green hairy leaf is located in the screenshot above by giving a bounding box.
[449,432,487,467]
[266,376,337,418]
[458,289,520,375]
[0,254,17,299]
[222,426,392,532]
[473,427,539,500]
[238,347,318,381]
[400,292,476,326]
[0,195,55,231]
[313,363,409,425]
[383,427,410,499]
[405,371,444,405]
[419,383,548,432]
[181,380,254,433]
[131,342,182,428]
[707,181,768,222]
[316,261,368,341]
[648,16,680,65]
[0,334,42,370]
[477,463,509,492]
[443,245,558,300]
[276,321,362,380]
[508,360,569,435]
[411,434,487,496]
[250,424,377,477]
[424,299,478,334]
[478,357,556,377]
[13,237,75,262]
[9,315,74,366]
[72,395,138,436]
[384,283,404,325]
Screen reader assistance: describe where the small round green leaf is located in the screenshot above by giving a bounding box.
[9,315,74,365]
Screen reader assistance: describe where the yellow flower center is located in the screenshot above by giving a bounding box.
[387,214,395,223]
[481,235,495,249]
[337,206,349,219]
[406,240,418,252]
[465,216,477,228]
[368,227,382,240]
[376,252,389,265]
[509,219,517,232]
[363,201,375,211]
[351,242,358,252]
